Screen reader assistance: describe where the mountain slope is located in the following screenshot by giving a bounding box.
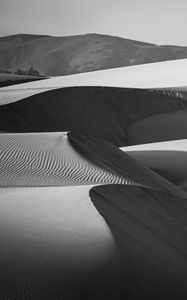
[1,33,187,76]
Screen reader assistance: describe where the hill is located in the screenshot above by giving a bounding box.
[1,33,187,76]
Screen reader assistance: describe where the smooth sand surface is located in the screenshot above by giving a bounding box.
[1,58,187,105]
[122,139,187,191]
[127,108,187,145]
[0,132,131,187]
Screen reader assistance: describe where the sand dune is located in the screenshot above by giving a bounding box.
[68,133,186,198]
[0,86,186,147]
[127,108,187,145]
[90,184,187,299]
[1,57,187,299]
[0,132,132,187]
[122,139,187,191]
[1,133,187,299]
[0,186,126,299]
[1,59,187,105]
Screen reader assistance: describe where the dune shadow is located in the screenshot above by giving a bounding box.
[126,150,187,191]
[89,184,187,300]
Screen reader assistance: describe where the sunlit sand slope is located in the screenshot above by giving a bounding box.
[0,186,130,300]
[0,132,132,187]
[1,133,187,299]
[1,59,187,105]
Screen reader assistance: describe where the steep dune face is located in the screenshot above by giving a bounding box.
[90,184,187,300]
[68,133,186,198]
[0,86,186,146]
[1,55,187,298]
[1,33,187,76]
[122,139,187,191]
[1,132,187,299]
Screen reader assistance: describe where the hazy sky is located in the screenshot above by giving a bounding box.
[0,0,187,45]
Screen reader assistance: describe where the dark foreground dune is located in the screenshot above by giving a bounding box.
[1,131,187,299]
[0,86,186,146]
[68,133,187,198]
[1,81,187,299]
[90,184,187,300]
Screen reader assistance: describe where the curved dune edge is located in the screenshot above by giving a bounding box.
[68,132,187,198]
[0,86,186,147]
[127,108,187,145]
[89,184,187,299]
[0,86,60,106]
[1,132,187,299]
[122,139,187,191]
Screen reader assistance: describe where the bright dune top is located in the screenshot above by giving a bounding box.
[0,59,187,105]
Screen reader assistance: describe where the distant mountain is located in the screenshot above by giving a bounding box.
[0,33,187,76]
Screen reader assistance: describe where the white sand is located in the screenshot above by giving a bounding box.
[1,58,187,105]
[0,132,133,187]
[121,139,187,152]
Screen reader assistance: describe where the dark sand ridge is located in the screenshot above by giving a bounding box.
[122,139,187,191]
[68,133,187,299]
[1,132,187,299]
[124,150,187,191]
[1,133,187,299]
[68,132,187,198]
[90,185,187,299]
[0,86,186,146]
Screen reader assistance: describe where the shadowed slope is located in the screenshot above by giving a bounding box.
[0,86,186,146]
[127,108,187,145]
[122,139,187,191]
[90,185,187,299]
[68,133,187,198]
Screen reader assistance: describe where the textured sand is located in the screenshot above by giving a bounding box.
[0,132,133,187]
